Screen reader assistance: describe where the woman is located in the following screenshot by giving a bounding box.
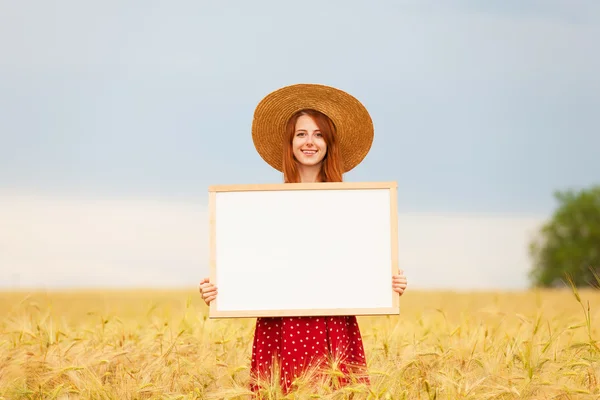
[199,84,408,394]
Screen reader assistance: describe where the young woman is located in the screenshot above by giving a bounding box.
[199,84,408,394]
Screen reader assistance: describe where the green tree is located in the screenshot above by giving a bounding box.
[529,185,600,288]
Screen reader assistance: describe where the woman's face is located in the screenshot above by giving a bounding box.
[292,114,327,167]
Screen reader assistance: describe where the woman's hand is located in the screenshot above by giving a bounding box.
[199,277,218,305]
[392,269,408,296]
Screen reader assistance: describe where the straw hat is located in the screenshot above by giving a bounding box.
[251,83,374,173]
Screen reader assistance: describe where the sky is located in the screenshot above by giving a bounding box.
[0,0,598,290]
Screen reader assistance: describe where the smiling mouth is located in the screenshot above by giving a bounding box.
[302,150,317,155]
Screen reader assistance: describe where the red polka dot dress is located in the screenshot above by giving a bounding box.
[249,315,369,393]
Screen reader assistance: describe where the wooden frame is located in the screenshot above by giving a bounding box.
[208,181,399,318]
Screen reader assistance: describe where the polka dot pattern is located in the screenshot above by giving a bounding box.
[249,315,369,393]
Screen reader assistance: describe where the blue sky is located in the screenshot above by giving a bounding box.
[0,1,598,289]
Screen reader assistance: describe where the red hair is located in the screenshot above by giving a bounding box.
[282,109,344,183]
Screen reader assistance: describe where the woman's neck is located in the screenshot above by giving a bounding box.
[297,164,322,183]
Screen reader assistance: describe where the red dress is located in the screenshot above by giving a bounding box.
[249,315,370,393]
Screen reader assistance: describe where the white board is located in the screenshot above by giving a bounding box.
[208,182,399,318]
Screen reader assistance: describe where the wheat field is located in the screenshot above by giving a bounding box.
[0,287,599,399]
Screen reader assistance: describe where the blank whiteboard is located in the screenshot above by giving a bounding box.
[208,181,399,318]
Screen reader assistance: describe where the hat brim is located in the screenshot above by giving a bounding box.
[251,83,374,173]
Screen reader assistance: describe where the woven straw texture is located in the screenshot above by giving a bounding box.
[251,83,374,173]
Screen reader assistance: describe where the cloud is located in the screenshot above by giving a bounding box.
[0,190,545,290]
[397,212,545,290]
[0,190,208,289]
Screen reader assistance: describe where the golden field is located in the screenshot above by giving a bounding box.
[1,287,599,399]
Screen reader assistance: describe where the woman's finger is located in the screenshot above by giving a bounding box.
[204,294,217,303]
[202,286,217,295]
[200,283,217,292]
